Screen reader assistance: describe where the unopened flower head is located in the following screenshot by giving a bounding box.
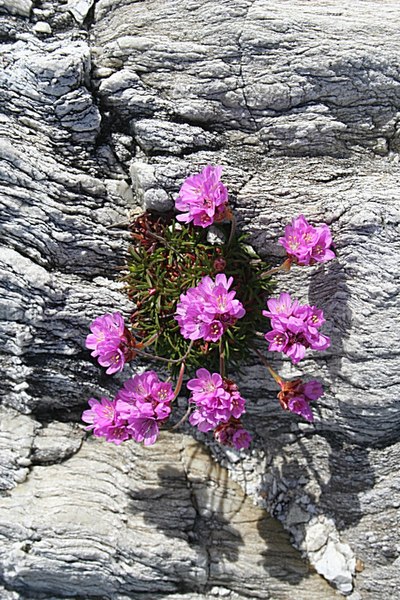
[187,369,246,433]
[279,214,335,266]
[263,292,330,364]
[175,274,245,342]
[175,165,229,228]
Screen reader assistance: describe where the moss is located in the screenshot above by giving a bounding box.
[123,211,274,376]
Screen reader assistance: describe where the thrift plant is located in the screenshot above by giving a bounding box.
[83,165,335,448]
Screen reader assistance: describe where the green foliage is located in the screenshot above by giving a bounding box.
[123,211,274,376]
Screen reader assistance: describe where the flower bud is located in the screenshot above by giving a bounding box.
[214,257,227,272]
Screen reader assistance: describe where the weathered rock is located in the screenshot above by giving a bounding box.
[67,0,94,24]
[0,412,339,599]
[32,21,52,35]
[0,0,32,18]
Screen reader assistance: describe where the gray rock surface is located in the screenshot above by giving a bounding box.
[1,0,399,598]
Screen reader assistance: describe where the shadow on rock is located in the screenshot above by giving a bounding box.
[308,257,377,530]
[127,464,244,566]
[308,258,352,390]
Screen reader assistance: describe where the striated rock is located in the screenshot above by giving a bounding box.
[0,412,339,599]
[130,160,174,211]
[0,0,32,18]
[67,0,94,24]
[133,119,219,156]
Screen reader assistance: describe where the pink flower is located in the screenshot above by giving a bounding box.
[82,397,116,433]
[86,312,125,356]
[81,397,130,445]
[214,419,252,449]
[117,371,162,403]
[302,379,324,401]
[232,428,252,449]
[86,312,135,374]
[115,371,174,446]
[128,417,160,446]
[279,214,335,266]
[102,424,131,445]
[97,344,126,375]
[187,370,246,433]
[287,397,314,422]
[175,274,245,342]
[263,292,300,320]
[263,292,330,364]
[82,371,174,447]
[187,368,225,397]
[175,165,229,228]
[277,378,324,422]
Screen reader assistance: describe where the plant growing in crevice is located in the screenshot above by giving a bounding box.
[83,165,335,448]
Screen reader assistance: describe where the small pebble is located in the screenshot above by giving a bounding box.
[33,22,52,35]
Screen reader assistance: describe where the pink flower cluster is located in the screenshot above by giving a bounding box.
[175,274,245,342]
[278,378,324,422]
[175,165,229,228]
[188,369,245,429]
[263,292,330,364]
[214,419,252,449]
[82,371,174,446]
[86,312,131,374]
[279,214,335,266]
[187,369,251,449]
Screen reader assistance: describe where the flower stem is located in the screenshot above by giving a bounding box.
[136,340,194,365]
[260,257,292,278]
[106,220,130,229]
[181,339,194,361]
[169,405,193,430]
[253,348,283,386]
[226,211,237,248]
[142,332,160,348]
[135,349,175,363]
[145,228,185,259]
[219,338,226,378]
[172,361,186,400]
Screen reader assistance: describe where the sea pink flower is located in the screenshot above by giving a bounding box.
[86,312,125,356]
[97,343,126,375]
[175,165,229,228]
[263,292,330,364]
[115,371,174,445]
[302,379,324,401]
[277,378,324,422]
[81,396,130,445]
[175,274,245,342]
[187,368,225,397]
[187,370,246,433]
[82,371,174,447]
[117,371,162,403]
[86,312,133,374]
[214,419,252,449]
[101,424,131,445]
[263,292,300,319]
[232,428,252,449]
[128,417,160,446]
[82,397,116,434]
[287,396,314,422]
[279,214,335,266]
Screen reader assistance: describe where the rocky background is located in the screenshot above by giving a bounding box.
[1,1,399,599]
